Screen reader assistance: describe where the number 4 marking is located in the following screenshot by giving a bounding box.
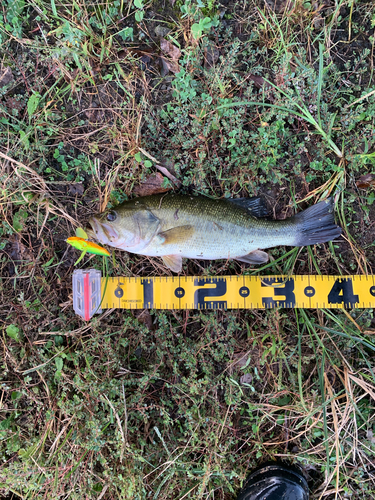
[327,278,359,306]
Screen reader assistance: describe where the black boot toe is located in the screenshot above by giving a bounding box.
[236,462,309,500]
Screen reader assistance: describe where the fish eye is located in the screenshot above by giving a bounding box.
[106,211,117,222]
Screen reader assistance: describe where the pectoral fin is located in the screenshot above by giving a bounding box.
[236,250,269,265]
[155,225,194,245]
[161,255,183,272]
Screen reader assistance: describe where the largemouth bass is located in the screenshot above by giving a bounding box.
[87,194,341,272]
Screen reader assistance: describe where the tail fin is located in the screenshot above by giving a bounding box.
[292,198,341,246]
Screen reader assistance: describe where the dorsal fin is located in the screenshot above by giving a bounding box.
[227,196,268,218]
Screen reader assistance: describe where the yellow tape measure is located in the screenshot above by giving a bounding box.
[72,270,375,320]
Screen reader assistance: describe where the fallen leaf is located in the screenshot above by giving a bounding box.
[133,172,171,196]
[0,66,14,87]
[5,97,25,113]
[264,0,290,14]
[69,183,84,195]
[204,44,220,68]
[138,148,182,188]
[160,57,178,76]
[160,38,181,60]
[246,74,275,101]
[232,352,252,369]
[6,234,34,276]
[160,38,181,74]
[133,309,154,330]
[8,235,34,262]
[247,74,268,88]
[240,373,253,385]
[311,2,325,29]
[141,54,152,70]
[356,174,375,189]
[154,25,171,38]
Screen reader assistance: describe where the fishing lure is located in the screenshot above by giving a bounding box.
[67,228,110,265]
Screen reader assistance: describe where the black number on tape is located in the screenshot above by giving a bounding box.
[328,279,359,306]
[141,279,154,308]
[194,277,227,309]
[261,278,296,308]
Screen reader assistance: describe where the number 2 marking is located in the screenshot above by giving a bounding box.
[194,278,227,309]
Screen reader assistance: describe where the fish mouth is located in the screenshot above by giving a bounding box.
[88,217,119,245]
[85,226,96,240]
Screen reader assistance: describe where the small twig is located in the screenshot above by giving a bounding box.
[49,415,75,453]
[122,383,128,450]
[37,22,49,46]
[97,484,109,500]
[345,88,375,108]
[324,373,341,500]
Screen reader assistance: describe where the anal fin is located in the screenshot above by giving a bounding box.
[161,255,183,272]
[236,250,269,265]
